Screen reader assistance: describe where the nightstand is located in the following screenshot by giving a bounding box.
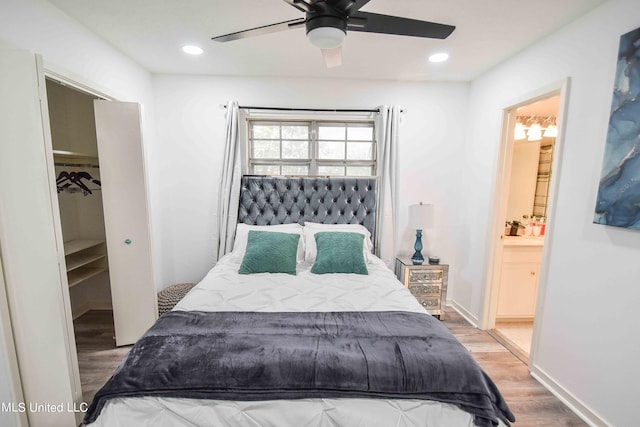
[395,257,448,319]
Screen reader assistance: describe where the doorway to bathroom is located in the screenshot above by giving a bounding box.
[483,81,568,365]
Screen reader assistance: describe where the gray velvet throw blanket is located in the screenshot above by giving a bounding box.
[84,311,514,426]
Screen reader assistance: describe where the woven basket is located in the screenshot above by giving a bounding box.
[157,282,195,316]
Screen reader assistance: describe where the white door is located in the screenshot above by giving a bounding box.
[94,100,157,346]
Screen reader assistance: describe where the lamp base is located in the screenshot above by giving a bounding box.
[411,256,424,265]
[412,229,425,265]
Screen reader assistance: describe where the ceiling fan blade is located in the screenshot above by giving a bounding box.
[326,0,371,12]
[321,46,342,68]
[348,11,455,39]
[281,0,314,13]
[212,18,306,42]
[352,0,371,11]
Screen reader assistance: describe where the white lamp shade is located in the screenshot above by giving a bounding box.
[307,26,346,49]
[543,124,558,138]
[409,203,434,229]
[527,122,542,141]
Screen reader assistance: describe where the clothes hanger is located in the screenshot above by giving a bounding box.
[56,170,101,195]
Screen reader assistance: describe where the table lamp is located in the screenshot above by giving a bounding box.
[409,202,434,265]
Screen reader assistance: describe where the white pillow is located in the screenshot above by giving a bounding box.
[303,222,374,263]
[231,223,305,262]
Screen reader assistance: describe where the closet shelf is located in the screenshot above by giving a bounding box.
[64,239,104,256]
[63,239,108,287]
[66,253,107,272]
[53,149,99,161]
[67,266,108,288]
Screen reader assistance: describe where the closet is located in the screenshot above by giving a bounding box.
[45,78,158,347]
[47,79,113,319]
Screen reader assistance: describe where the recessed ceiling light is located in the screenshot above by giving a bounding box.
[428,52,449,63]
[182,45,203,55]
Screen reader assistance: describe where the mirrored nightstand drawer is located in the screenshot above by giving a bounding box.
[419,298,441,310]
[409,283,441,296]
[409,269,443,284]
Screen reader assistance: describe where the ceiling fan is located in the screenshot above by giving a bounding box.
[211,0,455,68]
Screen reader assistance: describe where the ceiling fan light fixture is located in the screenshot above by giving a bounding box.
[307,26,346,49]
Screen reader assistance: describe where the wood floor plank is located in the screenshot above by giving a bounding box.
[73,308,588,426]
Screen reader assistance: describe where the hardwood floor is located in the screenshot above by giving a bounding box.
[74,308,587,426]
[443,310,587,426]
[73,310,132,404]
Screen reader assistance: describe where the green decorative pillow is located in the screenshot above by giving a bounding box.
[311,232,368,275]
[239,230,300,275]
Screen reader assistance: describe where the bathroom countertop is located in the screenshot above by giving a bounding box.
[503,235,545,246]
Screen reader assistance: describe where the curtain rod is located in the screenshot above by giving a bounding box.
[222,105,405,113]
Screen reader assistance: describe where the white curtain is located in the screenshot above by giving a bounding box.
[216,101,241,259]
[375,105,400,267]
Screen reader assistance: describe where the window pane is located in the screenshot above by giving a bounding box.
[253,140,280,159]
[282,140,308,159]
[281,165,309,175]
[346,166,373,176]
[347,142,373,160]
[318,165,345,176]
[252,124,280,139]
[318,125,345,140]
[253,164,280,175]
[281,125,309,139]
[318,141,345,159]
[347,126,373,141]
[250,120,376,179]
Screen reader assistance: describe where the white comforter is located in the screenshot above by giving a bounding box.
[174,255,424,314]
[90,255,505,427]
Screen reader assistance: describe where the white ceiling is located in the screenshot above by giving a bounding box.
[48,0,605,82]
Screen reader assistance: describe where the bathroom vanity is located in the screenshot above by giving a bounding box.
[497,237,544,319]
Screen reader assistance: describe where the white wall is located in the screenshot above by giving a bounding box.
[459,0,640,425]
[152,75,469,286]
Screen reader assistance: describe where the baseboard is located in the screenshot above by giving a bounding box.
[530,365,609,427]
[496,316,535,322]
[447,299,479,328]
[71,300,113,320]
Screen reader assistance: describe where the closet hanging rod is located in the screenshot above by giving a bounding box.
[221,105,405,113]
[54,162,100,168]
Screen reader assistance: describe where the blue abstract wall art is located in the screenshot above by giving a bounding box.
[594,26,640,230]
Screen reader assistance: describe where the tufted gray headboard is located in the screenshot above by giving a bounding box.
[238,175,378,241]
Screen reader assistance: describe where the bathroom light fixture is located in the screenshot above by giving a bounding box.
[543,123,558,138]
[515,115,557,141]
[527,121,543,141]
[429,52,449,63]
[182,45,203,55]
[514,121,527,140]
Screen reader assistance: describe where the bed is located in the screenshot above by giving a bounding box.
[84,176,514,427]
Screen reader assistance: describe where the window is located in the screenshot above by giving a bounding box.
[248,119,376,177]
